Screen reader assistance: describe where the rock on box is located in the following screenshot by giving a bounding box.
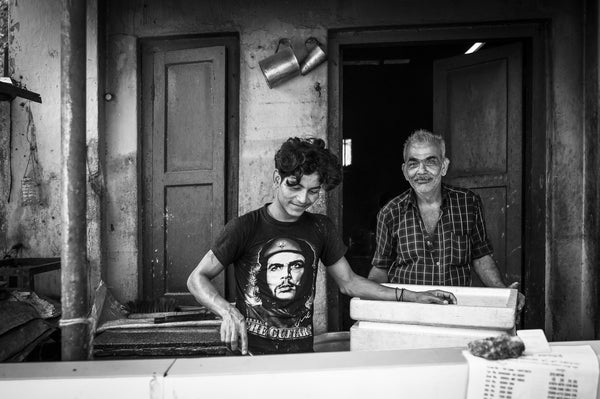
[350,284,517,330]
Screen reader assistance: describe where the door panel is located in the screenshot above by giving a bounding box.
[144,45,226,304]
[164,184,214,293]
[434,43,523,285]
[166,61,215,172]
[446,59,507,175]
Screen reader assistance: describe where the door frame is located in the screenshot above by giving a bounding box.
[140,34,240,302]
[327,22,548,330]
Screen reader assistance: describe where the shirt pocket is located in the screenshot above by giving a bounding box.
[449,232,471,266]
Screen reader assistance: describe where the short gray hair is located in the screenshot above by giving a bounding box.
[403,129,446,162]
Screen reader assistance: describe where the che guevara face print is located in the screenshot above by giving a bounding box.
[245,237,317,314]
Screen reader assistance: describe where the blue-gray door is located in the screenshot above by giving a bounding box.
[142,42,227,304]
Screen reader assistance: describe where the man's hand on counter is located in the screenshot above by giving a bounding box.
[220,304,248,355]
[408,289,457,305]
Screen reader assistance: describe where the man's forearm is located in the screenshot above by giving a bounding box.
[472,255,506,287]
[342,273,455,304]
[343,273,396,300]
[187,252,249,354]
[187,269,234,318]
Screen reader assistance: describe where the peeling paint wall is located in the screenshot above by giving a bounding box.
[104,34,139,302]
[3,0,102,299]
[4,0,62,297]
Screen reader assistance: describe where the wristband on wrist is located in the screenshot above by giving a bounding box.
[394,287,405,302]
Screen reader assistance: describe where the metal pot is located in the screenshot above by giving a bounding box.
[259,38,301,89]
[300,37,327,75]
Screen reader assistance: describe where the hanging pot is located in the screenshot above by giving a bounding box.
[300,37,327,75]
[259,38,301,89]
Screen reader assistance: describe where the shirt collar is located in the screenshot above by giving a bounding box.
[405,183,450,211]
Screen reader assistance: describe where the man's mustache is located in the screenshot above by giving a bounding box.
[276,280,300,290]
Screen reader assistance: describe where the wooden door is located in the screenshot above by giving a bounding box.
[433,43,523,286]
[143,44,226,304]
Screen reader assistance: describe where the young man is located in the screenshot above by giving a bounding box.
[187,137,456,355]
[367,130,525,314]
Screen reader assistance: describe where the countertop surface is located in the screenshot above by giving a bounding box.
[0,340,598,399]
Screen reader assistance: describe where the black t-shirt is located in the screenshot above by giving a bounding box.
[211,204,347,354]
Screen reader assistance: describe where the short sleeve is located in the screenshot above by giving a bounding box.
[371,207,396,269]
[318,216,347,266]
[211,216,251,266]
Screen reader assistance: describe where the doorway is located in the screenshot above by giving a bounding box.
[341,42,470,278]
[328,24,547,332]
[140,35,239,306]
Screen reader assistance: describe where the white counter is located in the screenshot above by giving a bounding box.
[1,341,599,399]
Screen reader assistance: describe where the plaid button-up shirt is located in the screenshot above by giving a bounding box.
[371,184,493,286]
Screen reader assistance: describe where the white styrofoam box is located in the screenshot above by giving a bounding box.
[350,321,509,351]
[350,284,517,330]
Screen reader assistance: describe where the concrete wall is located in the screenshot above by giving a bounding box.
[1,0,102,298]
[104,33,139,303]
[3,0,598,341]
[3,0,62,296]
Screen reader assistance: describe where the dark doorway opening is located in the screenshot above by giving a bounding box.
[340,39,525,330]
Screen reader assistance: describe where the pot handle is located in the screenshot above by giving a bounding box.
[275,38,293,53]
[305,37,321,50]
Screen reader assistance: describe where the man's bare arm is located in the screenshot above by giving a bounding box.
[473,254,525,317]
[472,254,505,287]
[187,250,248,354]
[330,257,456,304]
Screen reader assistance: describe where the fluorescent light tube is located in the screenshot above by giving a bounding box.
[465,42,485,54]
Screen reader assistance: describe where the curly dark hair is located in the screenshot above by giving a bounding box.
[274,137,342,191]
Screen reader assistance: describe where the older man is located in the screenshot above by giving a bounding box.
[368,129,525,313]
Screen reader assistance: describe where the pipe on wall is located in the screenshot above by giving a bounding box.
[60,0,90,360]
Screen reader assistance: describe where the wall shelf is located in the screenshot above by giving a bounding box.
[0,78,42,103]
